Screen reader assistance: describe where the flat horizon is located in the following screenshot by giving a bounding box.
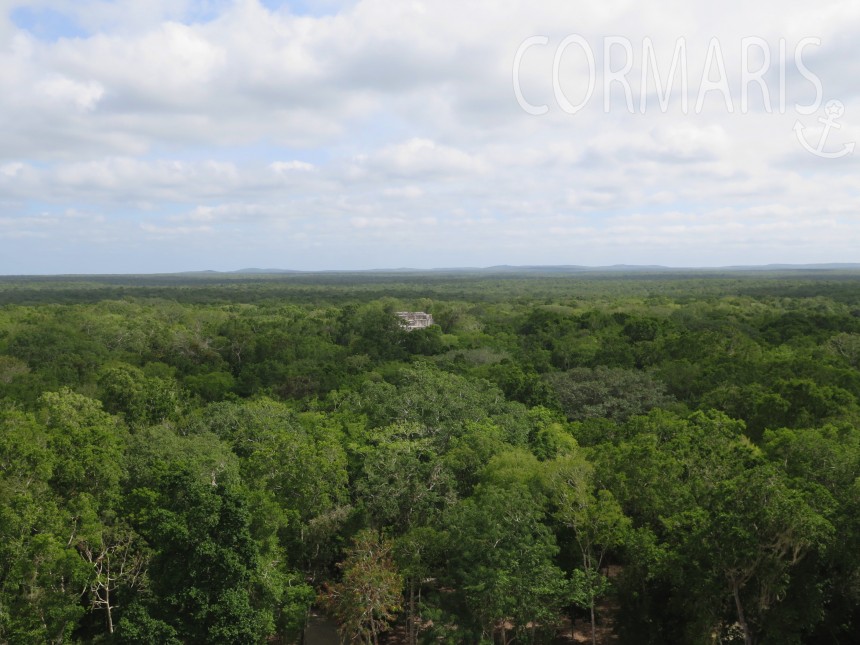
[3,262,860,278]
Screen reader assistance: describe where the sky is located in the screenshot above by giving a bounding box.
[0,0,858,274]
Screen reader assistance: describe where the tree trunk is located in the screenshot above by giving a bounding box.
[105,586,114,634]
[584,552,597,645]
[105,559,115,634]
[731,578,753,645]
[408,580,417,645]
[590,599,597,645]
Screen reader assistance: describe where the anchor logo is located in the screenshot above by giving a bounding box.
[794,100,855,159]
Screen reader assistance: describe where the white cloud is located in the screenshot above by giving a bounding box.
[1,0,859,272]
[270,160,316,173]
[382,186,424,199]
[361,138,486,179]
[36,76,104,111]
[0,162,24,177]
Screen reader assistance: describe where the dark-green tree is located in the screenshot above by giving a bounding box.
[121,468,273,643]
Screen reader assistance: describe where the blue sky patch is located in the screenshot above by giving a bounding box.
[10,5,89,41]
[261,0,347,18]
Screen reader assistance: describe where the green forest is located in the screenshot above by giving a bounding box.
[2,270,860,644]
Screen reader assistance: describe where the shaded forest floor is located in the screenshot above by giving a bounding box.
[306,607,621,645]
[554,608,620,644]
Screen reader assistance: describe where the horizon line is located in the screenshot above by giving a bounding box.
[3,262,860,278]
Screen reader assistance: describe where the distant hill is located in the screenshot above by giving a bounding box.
[232,268,303,274]
[216,263,860,275]
[719,263,860,271]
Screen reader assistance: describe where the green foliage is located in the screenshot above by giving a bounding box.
[444,483,567,641]
[98,363,181,426]
[2,271,860,643]
[357,428,455,531]
[126,469,273,643]
[0,402,110,643]
[547,366,674,421]
[184,370,236,402]
[38,388,126,505]
[543,453,631,643]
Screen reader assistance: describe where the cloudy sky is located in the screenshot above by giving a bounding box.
[0,0,858,273]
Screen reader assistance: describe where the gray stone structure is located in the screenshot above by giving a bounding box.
[395,311,434,331]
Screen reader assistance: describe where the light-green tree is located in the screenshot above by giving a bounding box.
[543,454,630,645]
[445,483,567,643]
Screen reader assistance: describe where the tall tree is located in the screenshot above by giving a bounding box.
[445,483,567,643]
[544,454,630,645]
[322,530,403,645]
[123,468,273,643]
